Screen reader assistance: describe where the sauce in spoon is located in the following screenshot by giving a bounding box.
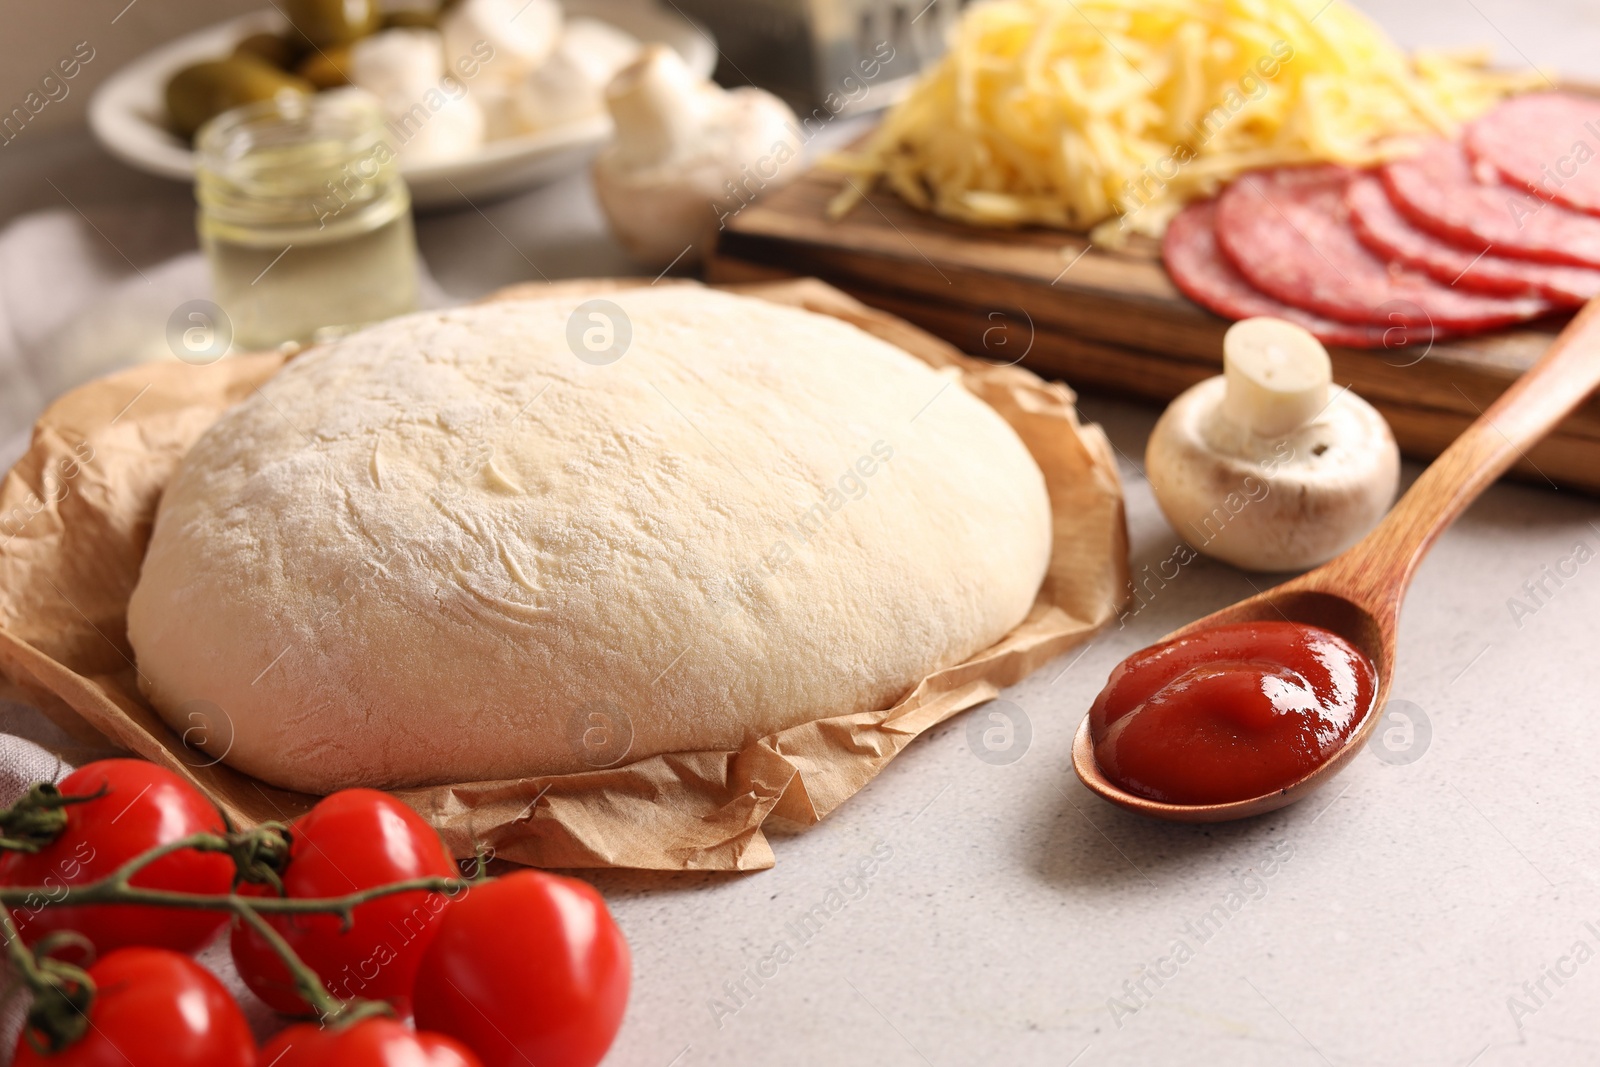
[1077,299,1600,821]
[1087,621,1377,805]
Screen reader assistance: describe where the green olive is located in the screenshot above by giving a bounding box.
[295,44,352,89]
[165,58,313,139]
[231,32,299,70]
[283,0,382,48]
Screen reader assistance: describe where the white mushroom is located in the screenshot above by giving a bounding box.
[562,18,644,76]
[1145,317,1400,572]
[349,29,485,163]
[516,18,641,131]
[440,0,562,90]
[349,29,443,100]
[592,45,804,269]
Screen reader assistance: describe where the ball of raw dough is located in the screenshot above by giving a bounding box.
[127,288,1052,792]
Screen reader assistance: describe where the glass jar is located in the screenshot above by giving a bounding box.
[195,89,419,351]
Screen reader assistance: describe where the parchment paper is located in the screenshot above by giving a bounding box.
[0,277,1127,871]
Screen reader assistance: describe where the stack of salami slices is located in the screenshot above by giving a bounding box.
[1163,92,1600,350]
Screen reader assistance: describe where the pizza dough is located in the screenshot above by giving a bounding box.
[126,288,1053,793]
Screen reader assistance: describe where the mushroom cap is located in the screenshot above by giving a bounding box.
[440,0,562,87]
[592,49,802,268]
[1146,375,1399,572]
[348,32,485,164]
[349,29,445,102]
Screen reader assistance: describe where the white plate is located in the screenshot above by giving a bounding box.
[88,1,715,209]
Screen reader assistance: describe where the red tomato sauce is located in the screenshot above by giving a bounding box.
[1088,621,1377,805]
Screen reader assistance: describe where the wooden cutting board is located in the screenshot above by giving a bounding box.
[706,163,1600,494]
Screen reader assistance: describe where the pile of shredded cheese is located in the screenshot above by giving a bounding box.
[829,0,1544,243]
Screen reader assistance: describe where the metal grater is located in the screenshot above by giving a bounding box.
[669,0,963,115]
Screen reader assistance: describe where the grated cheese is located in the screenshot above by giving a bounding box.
[829,0,1546,244]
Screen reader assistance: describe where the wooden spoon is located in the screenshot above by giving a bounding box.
[1073,300,1600,822]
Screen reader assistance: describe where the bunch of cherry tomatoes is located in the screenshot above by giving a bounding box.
[0,759,631,1067]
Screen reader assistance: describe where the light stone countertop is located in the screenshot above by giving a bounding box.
[2,2,1600,1065]
[590,393,1600,1067]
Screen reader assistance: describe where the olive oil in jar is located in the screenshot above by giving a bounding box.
[195,89,418,350]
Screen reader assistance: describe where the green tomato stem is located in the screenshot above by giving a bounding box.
[0,826,476,1042]
[230,899,391,1025]
[2,903,95,1053]
[0,829,472,914]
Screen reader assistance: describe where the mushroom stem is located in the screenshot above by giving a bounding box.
[1146,316,1399,572]
[604,45,708,169]
[1221,318,1331,439]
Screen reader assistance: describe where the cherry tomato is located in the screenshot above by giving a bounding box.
[13,947,255,1067]
[414,871,631,1067]
[0,759,233,956]
[262,1018,482,1067]
[231,788,458,1015]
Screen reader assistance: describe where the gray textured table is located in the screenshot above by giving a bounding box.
[2,1,1600,1064]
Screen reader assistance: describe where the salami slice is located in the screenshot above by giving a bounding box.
[1346,174,1599,306]
[1162,199,1441,351]
[1382,140,1600,268]
[1465,93,1600,216]
[1215,165,1550,330]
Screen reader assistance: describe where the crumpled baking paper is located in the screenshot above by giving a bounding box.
[0,277,1127,871]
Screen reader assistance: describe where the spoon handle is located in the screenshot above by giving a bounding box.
[1328,299,1600,610]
